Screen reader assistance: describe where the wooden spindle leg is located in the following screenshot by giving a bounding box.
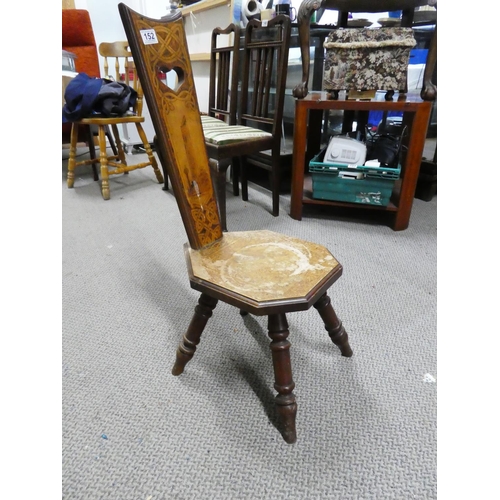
[268,314,297,444]
[135,123,164,183]
[98,126,111,200]
[67,123,79,188]
[313,293,353,357]
[172,293,218,376]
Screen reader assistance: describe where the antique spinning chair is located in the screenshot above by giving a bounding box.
[201,16,291,230]
[66,41,164,200]
[119,4,353,444]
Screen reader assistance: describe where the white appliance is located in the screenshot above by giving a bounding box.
[324,136,367,167]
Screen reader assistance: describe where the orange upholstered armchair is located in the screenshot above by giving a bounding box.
[62,9,101,145]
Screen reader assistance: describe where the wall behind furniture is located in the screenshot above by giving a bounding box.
[73,0,232,113]
[74,0,147,79]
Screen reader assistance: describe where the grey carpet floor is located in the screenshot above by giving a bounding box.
[62,150,437,500]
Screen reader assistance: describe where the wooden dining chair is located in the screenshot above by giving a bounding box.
[119,4,353,444]
[201,16,292,230]
[66,41,164,200]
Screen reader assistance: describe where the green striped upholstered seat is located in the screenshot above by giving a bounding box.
[204,126,273,145]
[201,115,272,146]
[200,115,230,129]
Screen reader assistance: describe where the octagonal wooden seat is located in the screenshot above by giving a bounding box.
[186,230,342,313]
[119,4,353,444]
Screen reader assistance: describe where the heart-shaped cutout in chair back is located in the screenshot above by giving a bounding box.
[157,65,184,93]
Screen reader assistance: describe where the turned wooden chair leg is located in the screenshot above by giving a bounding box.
[105,125,119,157]
[268,313,297,444]
[154,135,170,191]
[135,123,164,183]
[110,124,128,166]
[313,293,353,357]
[97,126,111,200]
[172,293,218,376]
[67,123,79,188]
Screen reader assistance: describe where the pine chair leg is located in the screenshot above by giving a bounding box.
[67,123,79,188]
[172,293,218,376]
[111,124,128,167]
[154,135,170,191]
[98,126,111,200]
[136,123,164,184]
[313,293,353,357]
[268,313,297,444]
[105,125,119,156]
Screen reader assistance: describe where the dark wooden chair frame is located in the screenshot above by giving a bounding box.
[205,23,242,228]
[208,24,241,127]
[205,16,292,230]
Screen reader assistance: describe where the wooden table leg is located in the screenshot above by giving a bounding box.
[392,102,432,231]
[290,101,308,220]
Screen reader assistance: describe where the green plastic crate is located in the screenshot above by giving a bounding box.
[309,149,401,206]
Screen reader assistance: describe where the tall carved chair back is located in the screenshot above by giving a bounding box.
[119,8,221,248]
[119,3,353,444]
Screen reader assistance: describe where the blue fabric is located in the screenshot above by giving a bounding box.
[62,73,103,123]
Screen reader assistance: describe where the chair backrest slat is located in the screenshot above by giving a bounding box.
[239,16,291,137]
[208,24,240,125]
[119,5,223,250]
[99,41,144,115]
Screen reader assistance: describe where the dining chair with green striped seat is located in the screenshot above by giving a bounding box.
[201,15,292,231]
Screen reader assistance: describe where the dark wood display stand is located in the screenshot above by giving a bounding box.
[290,92,432,230]
[289,0,437,230]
